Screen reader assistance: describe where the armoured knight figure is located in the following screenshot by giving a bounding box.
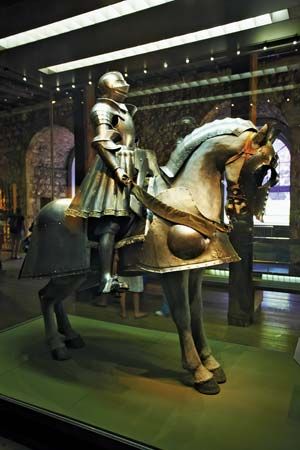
[66,71,141,293]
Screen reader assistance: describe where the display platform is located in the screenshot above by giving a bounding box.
[0,316,299,450]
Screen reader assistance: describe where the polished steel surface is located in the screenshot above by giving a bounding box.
[20,199,89,278]
[66,71,138,219]
[138,187,240,273]
[161,118,256,178]
[167,224,209,260]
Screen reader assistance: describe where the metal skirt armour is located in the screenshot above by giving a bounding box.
[66,150,135,219]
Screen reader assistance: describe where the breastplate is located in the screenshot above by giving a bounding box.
[116,107,136,149]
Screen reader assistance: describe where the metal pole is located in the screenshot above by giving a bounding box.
[49,98,54,200]
[250,53,258,125]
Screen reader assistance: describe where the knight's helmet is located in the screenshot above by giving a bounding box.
[98,71,129,102]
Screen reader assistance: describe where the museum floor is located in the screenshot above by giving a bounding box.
[0,252,299,354]
[0,252,299,450]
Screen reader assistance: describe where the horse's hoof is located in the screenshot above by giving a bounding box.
[65,335,85,349]
[194,378,220,395]
[51,347,71,361]
[211,367,227,384]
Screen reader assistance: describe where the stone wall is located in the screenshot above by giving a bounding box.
[0,72,299,240]
[0,100,74,226]
[25,125,74,225]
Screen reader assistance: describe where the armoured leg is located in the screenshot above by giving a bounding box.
[189,269,226,384]
[54,275,86,349]
[96,219,128,294]
[161,271,219,394]
[39,278,70,361]
[55,301,85,349]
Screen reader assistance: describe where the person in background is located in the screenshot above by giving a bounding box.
[155,295,170,317]
[0,210,5,271]
[119,275,147,319]
[9,207,25,259]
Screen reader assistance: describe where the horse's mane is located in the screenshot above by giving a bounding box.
[161,117,256,179]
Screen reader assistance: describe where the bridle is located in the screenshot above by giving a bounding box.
[225,132,278,218]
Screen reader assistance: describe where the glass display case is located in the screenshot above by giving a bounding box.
[0,1,300,448]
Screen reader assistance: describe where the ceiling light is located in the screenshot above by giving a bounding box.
[88,80,92,85]
[163,61,168,68]
[210,56,214,61]
[69,96,72,100]
[263,45,267,50]
[22,76,27,81]
[186,57,190,64]
[129,63,300,97]
[231,103,235,107]
[137,83,299,111]
[39,8,289,74]
[56,86,60,91]
[143,68,148,74]
[236,49,240,55]
[267,98,270,103]
[0,0,174,50]
[124,72,128,77]
[72,84,76,88]
[293,40,297,45]
[39,83,43,88]
[286,97,290,102]
[4,98,7,102]
[51,100,56,104]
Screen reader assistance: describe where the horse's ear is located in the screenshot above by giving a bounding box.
[253,124,268,145]
[267,126,280,143]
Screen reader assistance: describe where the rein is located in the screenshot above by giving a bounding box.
[129,181,230,238]
[225,136,257,166]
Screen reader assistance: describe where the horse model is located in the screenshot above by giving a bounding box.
[20,118,278,395]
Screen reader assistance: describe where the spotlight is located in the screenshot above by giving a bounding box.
[210,56,214,61]
[286,97,290,102]
[143,68,148,74]
[22,75,27,81]
[51,100,56,104]
[163,61,168,68]
[56,86,60,91]
[231,103,235,107]
[72,84,76,88]
[236,49,240,55]
[293,40,297,45]
[39,83,44,88]
[263,45,267,50]
[267,98,270,103]
[124,72,128,77]
[88,80,92,85]
[186,57,190,63]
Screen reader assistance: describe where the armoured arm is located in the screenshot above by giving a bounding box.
[92,123,121,172]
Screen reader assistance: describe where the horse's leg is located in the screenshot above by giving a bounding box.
[54,275,86,349]
[161,271,220,395]
[39,278,71,361]
[189,269,226,384]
